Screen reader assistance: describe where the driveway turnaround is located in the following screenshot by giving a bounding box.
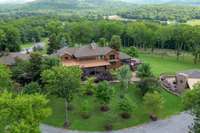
[41,112,193,133]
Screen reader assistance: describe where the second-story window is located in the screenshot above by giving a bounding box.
[109,55,115,60]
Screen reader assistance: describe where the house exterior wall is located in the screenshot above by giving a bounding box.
[105,50,121,69]
[60,50,122,70]
[61,54,73,61]
[176,73,188,92]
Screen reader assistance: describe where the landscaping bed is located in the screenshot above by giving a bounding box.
[43,84,183,131]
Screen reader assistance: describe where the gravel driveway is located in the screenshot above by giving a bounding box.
[41,112,193,133]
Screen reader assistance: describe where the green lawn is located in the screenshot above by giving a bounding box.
[43,84,183,131]
[139,53,199,76]
[186,19,200,26]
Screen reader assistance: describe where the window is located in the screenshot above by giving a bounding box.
[98,55,104,60]
[109,55,115,60]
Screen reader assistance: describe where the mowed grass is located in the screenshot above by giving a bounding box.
[139,53,199,76]
[43,84,183,131]
[187,19,200,26]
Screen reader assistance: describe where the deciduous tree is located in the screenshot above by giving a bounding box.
[41,66,82,127]
[0,92,51,133]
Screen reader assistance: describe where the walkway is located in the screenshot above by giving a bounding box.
[41,112,193,133]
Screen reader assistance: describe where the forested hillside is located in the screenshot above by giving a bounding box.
[118,4,200,22]
[123,0,200,4]
[0,0,200,22]
[0,0,132,20]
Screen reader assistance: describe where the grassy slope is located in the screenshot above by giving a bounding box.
[139,53,199,76]
[43,84,183,131]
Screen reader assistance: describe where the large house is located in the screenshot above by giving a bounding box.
[55,43,136,73]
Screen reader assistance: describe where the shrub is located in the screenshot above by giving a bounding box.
[80,100,91,119]
[95,81,114,112]
[118,95,136,119]
[136,63,153,78]
[137,78,160,96]
[82,77,96,96]
[22,82,41,94]
[117,65,132,91]
[124,46,139,57]
[143,91,164,120]
[104,115,115,131]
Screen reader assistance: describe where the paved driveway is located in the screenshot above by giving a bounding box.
[41,112,193,133]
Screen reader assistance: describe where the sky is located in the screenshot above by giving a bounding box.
[0,0,35,4]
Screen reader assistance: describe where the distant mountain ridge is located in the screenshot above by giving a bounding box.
[122,0,200,4]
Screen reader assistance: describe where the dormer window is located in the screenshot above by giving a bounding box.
[98,55,104,60]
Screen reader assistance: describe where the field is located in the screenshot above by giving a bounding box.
[139,52,199,76]
[187,19,200,26]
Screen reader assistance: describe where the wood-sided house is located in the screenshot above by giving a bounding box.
[55,43,133,74]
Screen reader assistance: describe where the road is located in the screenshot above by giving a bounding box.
[41,112,193,133]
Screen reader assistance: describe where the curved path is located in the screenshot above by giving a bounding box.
[41,112,193,133]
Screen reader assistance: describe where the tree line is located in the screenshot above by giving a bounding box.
[1,17,200,63]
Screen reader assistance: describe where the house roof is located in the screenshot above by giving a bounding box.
[178,69,200,79]
[62,59,110,68]
[0,52,30,65]
[119,52,131,60]
[56,43,113,58]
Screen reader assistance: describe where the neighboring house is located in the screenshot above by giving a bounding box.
[161,69,200,94]
[0,52,30,66]
[55,43,135,72]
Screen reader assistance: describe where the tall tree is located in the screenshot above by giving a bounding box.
[0,29,5,52]
[3,26,21,52]
[98,37,107,47]
[110,35,122,51]
[47,33,59,54]
[41,66,82,127]
[186,27,200,64]
[29,52,43,81]
[172,25,188,61]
